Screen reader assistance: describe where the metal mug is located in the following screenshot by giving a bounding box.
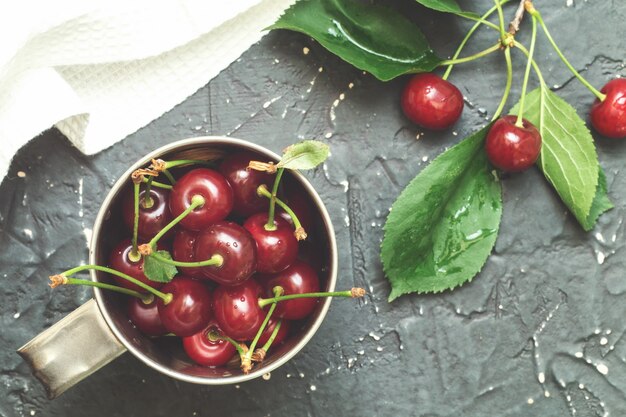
[18,137,338,399]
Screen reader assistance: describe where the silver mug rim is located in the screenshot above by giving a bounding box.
[89,136,338,385]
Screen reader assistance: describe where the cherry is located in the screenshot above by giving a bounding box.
[182,321,236,367]
[485,115,542,172]
[171,229,203,278]
[108,239,164,293]
[260,260,320,320]
[169,168,234,231]
[590,78,626,139]
[127,296,167,337]
[257,318,290,346]
[219,151,273,217]
[194,222,257,286]
[121,187,173,241]
[213,279,265,341]
[243,213,298,274]
[157,276,213,337]
[401,73,464,130]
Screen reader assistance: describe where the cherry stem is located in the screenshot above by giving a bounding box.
[150,252,223,268]
[162,169,176,185]
[149,194,205,248]
[259,320,282,353]
[514,41,546,87]
[217,333,246,357]
[457,14,500,32]
[532,8,605,101]
[164,159,213,169]
[130,182,141,261]
[247,287,283,362]
[142,176,172,190]
[439,43,500,67]
[492,46,513,121]
[258,288,365,309]
[56,277,151,302]
[265,167,285,231]
[442,0,509,80]
[257,185,303,230]
[494,0,507,41]
[515,13,538,127]
[57,265,173,303]
[143,177,155,209]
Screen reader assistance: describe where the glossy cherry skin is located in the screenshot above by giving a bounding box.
[213,279,265,341]
[171,229,203,278]
[243,213,298,274]
[261,260,320,320]
[108,239,164,293]
[169,168,234,231]
[127,296,168,337]
[590,78,626,139]
[401,73,464,130]
[219,151,273,217]
[183,321,236,367]
[121,187,173,241]
[157,276,213,337]
[194,222,257,286]
[485,115,542,172]
[257,318,290,346]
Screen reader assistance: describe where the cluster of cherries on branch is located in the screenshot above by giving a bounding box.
[50,141,364,373]
[401,0,625,172]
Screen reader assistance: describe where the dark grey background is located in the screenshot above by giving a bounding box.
[1,1,625,416]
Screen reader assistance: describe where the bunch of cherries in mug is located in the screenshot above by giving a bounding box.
[50,140,364,373]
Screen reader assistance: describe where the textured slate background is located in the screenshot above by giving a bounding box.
[1,1,625,416]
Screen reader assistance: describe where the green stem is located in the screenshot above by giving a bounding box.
[439,43,501,67]
[150,252,223,268]
[63,277,150,301]
[143,177,155,208]
[130,182,141,262]
[247,289,281,360]
[494,0,507,40]
[164,159,213,169]
[514,41,547,87]
[533,10,605,101]
[458,14,501,31]
[149,195,205,247]
[492,47,514,121]
[515,14,538,127]
[142,177,172,190]
[258,289,355,309]
[61,265,172,303]
[443,0,510,80]
[257,185,303,230]
[218,334,246,357]
[162,169,176,185]
[260,320,282,353]
[265,168,285,231]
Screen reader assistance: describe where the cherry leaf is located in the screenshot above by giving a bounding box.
[381,125,502,301]
[278,140,330,170]
[415,0,479,18]
[510,87,611,230]
[268,0,442,81]
[143,250,178,283]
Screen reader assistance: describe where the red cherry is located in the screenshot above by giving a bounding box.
[401,73,464,130]
[108,239,164,293]
[590,78,626,139]
[243,213,298,274]
[257,318,290,346]
[219,151,273,217]
[157,276,213,337]
[213,279,265,341]
[127,296,167,337]
[194,221,257,286]
[261,260,320,320]
[121,187,173,241]
[182,321,236,367]
[485,115,542,172]
[169,168,234,231]
[171,229,203,278]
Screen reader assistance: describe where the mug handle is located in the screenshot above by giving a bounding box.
[17,299,126,399]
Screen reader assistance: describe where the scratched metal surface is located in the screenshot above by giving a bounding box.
[1,1,626,416]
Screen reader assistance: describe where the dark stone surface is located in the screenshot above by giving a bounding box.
[1,1,625,415]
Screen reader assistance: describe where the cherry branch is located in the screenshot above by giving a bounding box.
[508,0,527,35]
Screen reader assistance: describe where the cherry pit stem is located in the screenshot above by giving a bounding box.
[257,287,366,309]
[149,194,205,248]
[129,182,141,262]
[515,9,538,127]
[265,167,285,231]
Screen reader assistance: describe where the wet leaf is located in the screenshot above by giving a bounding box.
[279,140,330,170]
[144,250,178,283]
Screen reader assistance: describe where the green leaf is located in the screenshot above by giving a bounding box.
[381,125,502,301]
[580,168,613,231]
[510,87,609,230]
[278,140,330,170]
[143,250,178,283]
[269,0,442,81]
[415,0,479,18]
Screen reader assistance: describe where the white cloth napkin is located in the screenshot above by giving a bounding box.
[0,0,294,180]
